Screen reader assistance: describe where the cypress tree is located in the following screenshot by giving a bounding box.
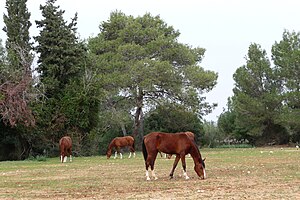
[3,0,32,74]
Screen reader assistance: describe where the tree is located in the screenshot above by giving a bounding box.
[0,0,37,160]
[88,11,218,141]
[3,0,32,75]
[232,43,288,145]
[272,30,300,143]
[34,0,99,154]
[1,0,35,127]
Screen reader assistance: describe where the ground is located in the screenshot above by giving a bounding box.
[0,147,299,199]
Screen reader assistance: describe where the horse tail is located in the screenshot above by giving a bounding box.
[142,138,147,161]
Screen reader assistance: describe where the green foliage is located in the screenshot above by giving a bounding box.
[272,30,300,142]
[3,0,32,74]
[202,121,225,148]
[88,11,218,139]
[231,43,288,145]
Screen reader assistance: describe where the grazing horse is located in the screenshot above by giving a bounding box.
[59,136,72,163]
[142,132,206,181]
[106,136,135,159]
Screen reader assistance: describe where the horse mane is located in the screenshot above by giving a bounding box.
[189,140,203,163]
[107,138,116,150]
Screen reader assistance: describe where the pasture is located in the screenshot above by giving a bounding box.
[0,148,299,199]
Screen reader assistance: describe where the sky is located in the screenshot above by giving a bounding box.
[1,0,300,122]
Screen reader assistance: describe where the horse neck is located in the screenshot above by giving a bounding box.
[108,140,115,150]
[189,143,202,164]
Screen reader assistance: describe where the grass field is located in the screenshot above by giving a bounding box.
[0,147,299,199]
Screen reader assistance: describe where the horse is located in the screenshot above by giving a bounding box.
[59,136,72,163]
[166,131,195,159]
[142,132,206,181]
[106,136,135,159]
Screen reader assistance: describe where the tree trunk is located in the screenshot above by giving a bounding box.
[132,89,143,138]
[120,123,127,136]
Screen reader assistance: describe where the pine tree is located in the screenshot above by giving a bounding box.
[232,43,288,145]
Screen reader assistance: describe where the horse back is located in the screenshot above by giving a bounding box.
[145,132,192,155]
[59,136,72,149]
[114,136,134,147]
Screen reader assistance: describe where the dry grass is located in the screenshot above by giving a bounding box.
[0,148,299,199]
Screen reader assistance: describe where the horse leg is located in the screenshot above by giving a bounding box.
[129,146,135,158]
[145,152,158,180]
[63,147,68,162]
[145,155,152,180]
[68,148,72,162]
[180,154,189,180]
[169,154,181,179]
[115,147,122,159]
[60,153,64,163]
[150,153,158,180]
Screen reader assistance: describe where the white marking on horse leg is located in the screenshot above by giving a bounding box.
[70,155,72,162]
[60,155,63,162]
[146,170,150,181]
[203,169,206,179]
[63,156,67,163]
[133,152,136,158]
[128,152,132,158]
[151,170,158,180]
[120,153,123,159]
[114,152,117,159]
[183,171,190,180]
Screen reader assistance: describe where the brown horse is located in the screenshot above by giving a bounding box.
[59,136,72,163]
[167,131,195,159]
[106,136,135,159]
[142,132,206,180]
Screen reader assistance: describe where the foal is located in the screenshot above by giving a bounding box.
[142,132,206,181]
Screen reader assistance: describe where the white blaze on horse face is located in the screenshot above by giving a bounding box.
[114,152,117,159]
[203,168,206,179]
[120,153,123,159]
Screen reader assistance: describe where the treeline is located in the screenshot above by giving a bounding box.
[218,39,300,146]
[0,1,299,161]
[0,0,217,160]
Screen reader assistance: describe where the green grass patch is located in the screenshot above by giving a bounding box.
[215,144,253,148]
[0,148,299,199]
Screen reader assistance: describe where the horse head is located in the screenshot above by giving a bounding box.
[106,149,112,159]
[194,158,206,179]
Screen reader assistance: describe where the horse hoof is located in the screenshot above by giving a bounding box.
[146,177,151,181]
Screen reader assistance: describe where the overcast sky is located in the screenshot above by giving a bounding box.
[1,0,300,121]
